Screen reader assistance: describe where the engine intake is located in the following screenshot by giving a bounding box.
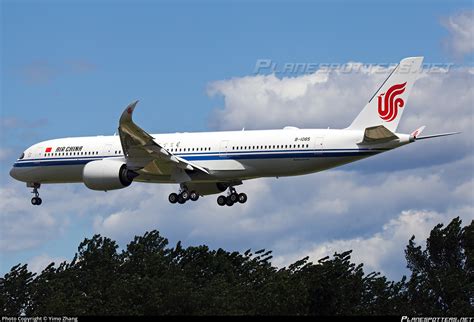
[83,159,137,191]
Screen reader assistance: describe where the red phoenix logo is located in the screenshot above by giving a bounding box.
[377,82,407,122]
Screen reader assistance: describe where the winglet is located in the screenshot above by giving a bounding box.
[120,100,139,124]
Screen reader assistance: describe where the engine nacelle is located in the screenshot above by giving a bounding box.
[83,159,137,191]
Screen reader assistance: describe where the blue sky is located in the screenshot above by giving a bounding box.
[1,0,473,278]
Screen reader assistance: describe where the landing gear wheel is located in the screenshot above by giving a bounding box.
[226,198,234,207]
[238,193,247,204]
[217,195,226,206]
[229,193,238,203]
[168,193,178,204]
[181,190,190,200]
[31,197,42,206]
[190,191,199,201]
[178,195,186,204]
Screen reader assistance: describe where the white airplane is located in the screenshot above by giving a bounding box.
[10,57,458,206]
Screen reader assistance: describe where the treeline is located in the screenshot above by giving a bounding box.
[1,217,472,315]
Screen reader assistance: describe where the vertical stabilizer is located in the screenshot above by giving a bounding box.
[347,57,423,132]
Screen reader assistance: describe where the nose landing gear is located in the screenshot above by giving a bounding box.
[217,187,247,207]
[29,183,42,206]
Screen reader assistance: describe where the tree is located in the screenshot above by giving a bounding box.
[405,217,473,315]
[2,216,472,315]
[0,264,34,315]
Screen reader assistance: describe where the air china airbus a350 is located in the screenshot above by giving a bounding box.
[10,57,458,206]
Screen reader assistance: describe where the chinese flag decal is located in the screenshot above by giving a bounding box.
[45,147,52,153]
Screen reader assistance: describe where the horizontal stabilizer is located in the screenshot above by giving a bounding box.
[358,125,399,144]
[416,132,461,140]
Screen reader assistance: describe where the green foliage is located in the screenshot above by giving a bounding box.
[1,217,472,315]
[0,264,34,315]
[404,217,474,315]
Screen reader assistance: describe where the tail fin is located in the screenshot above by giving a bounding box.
[347,57,424,132]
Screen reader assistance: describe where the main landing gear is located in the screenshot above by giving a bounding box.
[168,185,199,205]
[217,187,247,207]
[29,183,42,206]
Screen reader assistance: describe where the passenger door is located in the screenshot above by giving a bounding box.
[219,140,229,158]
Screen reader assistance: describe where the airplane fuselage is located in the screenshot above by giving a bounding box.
[10,128,411,186]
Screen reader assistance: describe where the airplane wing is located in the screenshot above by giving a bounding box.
[118,101,210,182]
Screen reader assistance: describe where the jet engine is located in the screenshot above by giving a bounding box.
[83,159,138,191]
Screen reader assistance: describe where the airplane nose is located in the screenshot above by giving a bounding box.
[9,164,27,182]
[9,166,19,180]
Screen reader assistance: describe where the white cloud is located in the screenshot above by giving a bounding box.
[0,184,59,252]
[273,208,473,279]
[207,64,473,136]
[28,254,68,274]
[207,67,386,131]
[441,10,474,59]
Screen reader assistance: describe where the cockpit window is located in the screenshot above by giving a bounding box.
[19,153,25,160]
